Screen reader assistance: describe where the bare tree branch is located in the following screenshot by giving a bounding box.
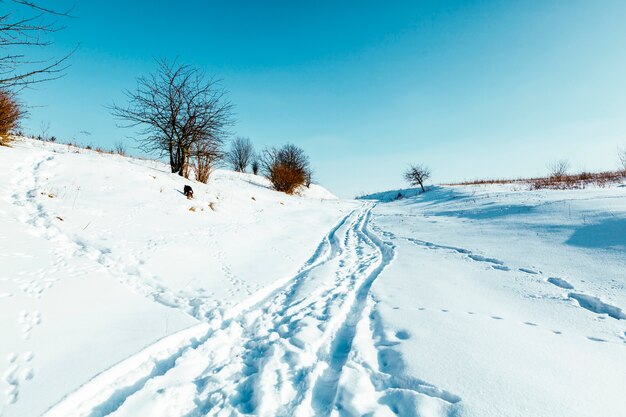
[0,0,75,88]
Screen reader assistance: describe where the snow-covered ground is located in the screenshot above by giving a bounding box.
[1,138,625,417]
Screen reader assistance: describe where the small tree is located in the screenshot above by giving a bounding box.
[304,167,313,188]
[110,59,234,177]
[547,159,569,179]
[226,136,254,172]
[618,146,626,174]
[251,159,259,175]
[404,164,431,192]
[0,89,23,145]
[260,144,311,194]
[114,142,126,156]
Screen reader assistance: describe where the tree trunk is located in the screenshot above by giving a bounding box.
[177,147,188,176]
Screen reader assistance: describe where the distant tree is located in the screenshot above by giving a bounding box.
[260,143,311,194]
[547,159,569,179]
[0,89,23,145]
[0,1,75,88]
[226,136,254,172]
[251,159,259,175]
[618,146,626,174]
[304,167,313,188]
[110,59,234,177]
[404,164,431,192]
[114,141,126,156]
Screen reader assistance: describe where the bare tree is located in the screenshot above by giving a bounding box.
[304,167,313,188]
[618,146,626,174]
[251,159,259,175]
[547,159,569,179]
[110,59,234,177]
[404,164,431,192]
[260,143,311,194]
[0,88,23,144]
[0,1,75,88]
[226,136,254,172]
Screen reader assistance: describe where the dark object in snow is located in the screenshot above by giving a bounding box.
[184,185,194,199]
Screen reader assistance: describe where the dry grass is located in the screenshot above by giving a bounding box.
[530,171,625,190]
[447,170,626,190]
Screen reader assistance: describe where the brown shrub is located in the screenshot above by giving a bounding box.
[269,164,306,194]
[0,90,23,145]
[260,144,310,194]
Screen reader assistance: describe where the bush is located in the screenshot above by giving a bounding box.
[260,144,311,194]
[0,89,23,145]
[270,164,306,194]
[251,159,259,175]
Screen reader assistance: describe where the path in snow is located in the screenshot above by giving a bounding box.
[43,205,460,417]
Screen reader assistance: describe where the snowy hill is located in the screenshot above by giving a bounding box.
[1,139,625,417]
[0,138,356,417]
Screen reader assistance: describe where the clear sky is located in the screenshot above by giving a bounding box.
[19,0,626,197]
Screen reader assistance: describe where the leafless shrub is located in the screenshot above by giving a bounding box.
[192,141,215,184]
[547,159,569,179]
[0,89,23,145]
[618,146,626,174]
[226,137,254,172]
[114,142,126,156]
[260,144,311,194]
[251,159,259,175]
[403,164,431,192]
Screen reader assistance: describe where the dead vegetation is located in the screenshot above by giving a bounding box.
[0,89,23,145]
[447,170,626,190]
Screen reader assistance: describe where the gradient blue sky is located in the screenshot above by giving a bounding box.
[19,0,626,197]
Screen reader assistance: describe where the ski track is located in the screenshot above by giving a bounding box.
[40,200,461,417]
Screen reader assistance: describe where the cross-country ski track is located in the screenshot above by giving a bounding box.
[42,205,457,417]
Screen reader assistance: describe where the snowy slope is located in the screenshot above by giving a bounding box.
[0,138,355,417]
[361,184,626,417]
[2,138,625,417]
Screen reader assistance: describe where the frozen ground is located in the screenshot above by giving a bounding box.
[1,138,625,417]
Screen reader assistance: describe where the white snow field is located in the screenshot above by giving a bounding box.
[1,137,625,417]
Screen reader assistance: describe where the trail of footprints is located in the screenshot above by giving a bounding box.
[4,310,40,405]
[3,351,35,405]
[370,225,626,344]
[411,305,622,344]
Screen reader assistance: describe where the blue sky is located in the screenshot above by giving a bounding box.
[19,0,626,197]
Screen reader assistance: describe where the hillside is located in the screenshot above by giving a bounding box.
[0,138,356,417]
[1,139,625,417]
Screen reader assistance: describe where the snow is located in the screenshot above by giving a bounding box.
[1,138,625,417]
